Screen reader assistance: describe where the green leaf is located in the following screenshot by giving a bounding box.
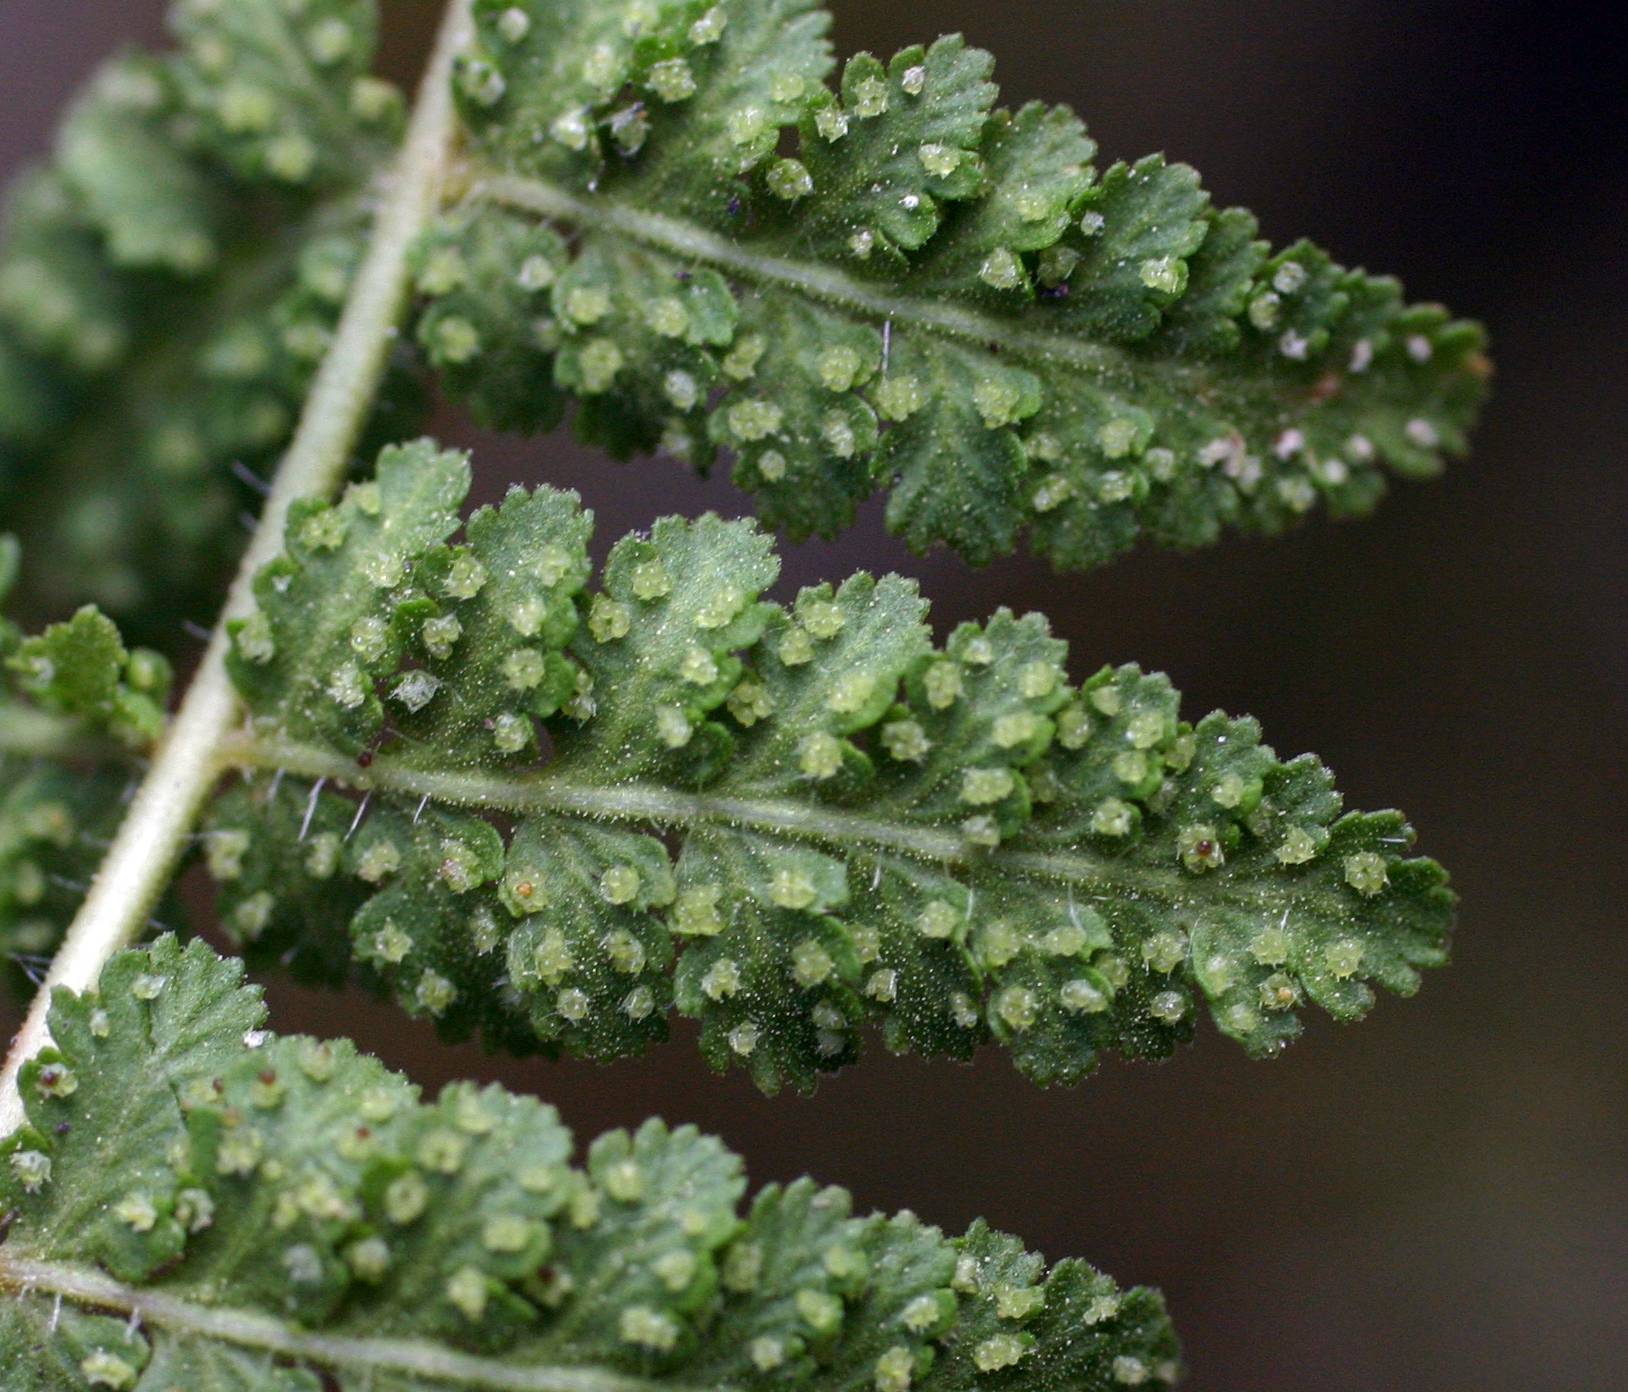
[213,440,1452,1090]
[416,0,1488,569]
[6,606,173,749]
[5,939,261,1284]
[226,440,474,756]
[1,531,173,748]
[55,55,224,276]
[0,3,413,641]
[0,937,1181,1389]
[0,550,176,985]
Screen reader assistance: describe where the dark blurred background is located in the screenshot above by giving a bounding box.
[4,2,1624,1387]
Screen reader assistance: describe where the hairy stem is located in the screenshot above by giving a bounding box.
[0,1256,685,1392]
[0,0,474,1131]
[215,732,1200,904]
[471,173,1195,386]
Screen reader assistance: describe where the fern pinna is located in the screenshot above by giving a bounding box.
[0,1,1485,1387]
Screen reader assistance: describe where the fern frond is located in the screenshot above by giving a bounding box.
[208,439,1452,1090]
[415,0,1489,568]
[0,1,412,637]
[0,936,1180,1389]
[0,0,1489,628]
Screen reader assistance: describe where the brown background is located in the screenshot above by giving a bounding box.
[3,2,1624,1388]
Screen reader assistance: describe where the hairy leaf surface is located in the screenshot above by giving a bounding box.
[212,440,1453,1090]
[0,937,1180,1389]
[0,1,411,638]
[416,0,1489,568]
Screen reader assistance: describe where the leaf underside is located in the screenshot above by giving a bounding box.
[414,0,1488,569]
[0,0,411,638]
[0,937,1180,1391]
[0,0,1489,629]
[0,5,1488,1386]
[211,440,1453,1093]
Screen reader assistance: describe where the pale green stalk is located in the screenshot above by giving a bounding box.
[0,1255,686,1392]
[212,730,1193,901]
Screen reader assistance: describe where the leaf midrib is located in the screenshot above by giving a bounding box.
[0,1254,713,1392]
[218,730,1244,907]
[468,170,1213,391]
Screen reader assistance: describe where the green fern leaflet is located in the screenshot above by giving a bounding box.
[416,0,1488,567]
[0,938,1180,1391]
[211,440,1452,1092]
